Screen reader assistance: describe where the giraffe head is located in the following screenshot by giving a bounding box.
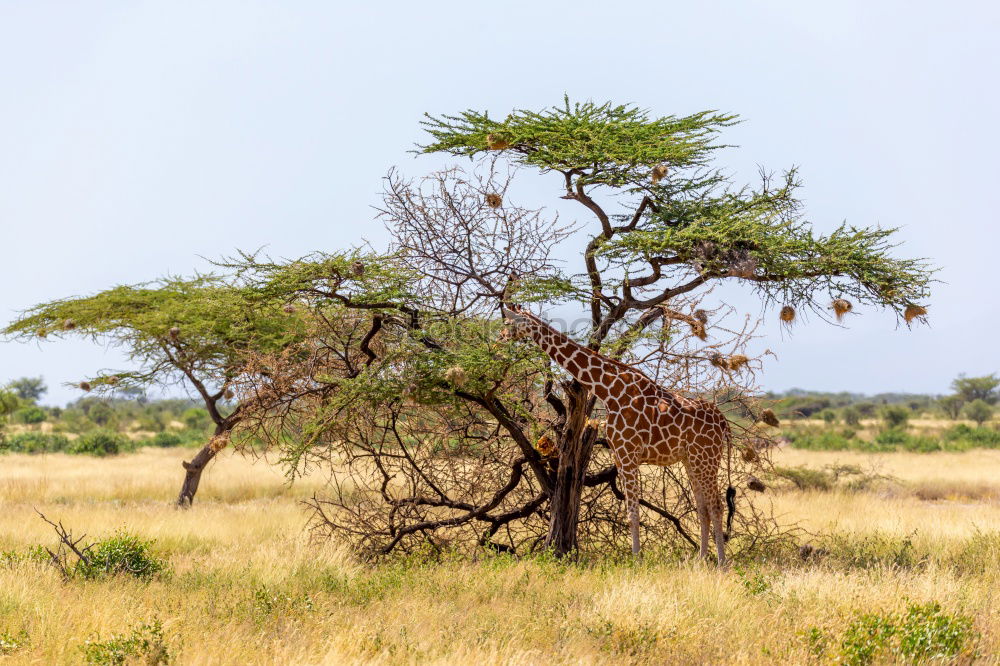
[498,304,535,342]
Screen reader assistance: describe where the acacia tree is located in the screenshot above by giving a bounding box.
[408,98,932,554]
[230,95,931,558]
[3,277,307,505]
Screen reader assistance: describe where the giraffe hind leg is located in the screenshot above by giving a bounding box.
[618,464,641,556]
[710,490,727,567]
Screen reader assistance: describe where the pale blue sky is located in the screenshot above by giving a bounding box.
[1,1,997,405]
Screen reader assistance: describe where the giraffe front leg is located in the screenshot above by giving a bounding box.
[618,464,641,556]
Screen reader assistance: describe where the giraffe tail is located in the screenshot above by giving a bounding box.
[723,485,736,542]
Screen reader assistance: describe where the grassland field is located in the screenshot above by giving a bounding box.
[1,444,999,664]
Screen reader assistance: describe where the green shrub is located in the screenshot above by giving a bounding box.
[880,405,910,429]
[148,432,183,448]
[963,399,994,426]
[828,532,923,570]
[181,407,211,431]
[1,432,70,454]
[818,409,837,424]
[842,406,861,426]
[773,466,834,491]
[897,601,976,661]
[841,610,897,665]
[70,430,130,457]
[12,406,46,424]
[838,602,976,665]
[75,531,167,580]
[942,424,1000,447]
[81,620,170,665]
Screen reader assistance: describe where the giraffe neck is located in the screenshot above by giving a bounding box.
[523,317,621,400]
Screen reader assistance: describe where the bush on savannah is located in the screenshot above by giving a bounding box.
[12,405,46,424]
[839,602,977,665]
[963,399,994,426]
[942,424,1000,447]
[842,406,861,426]
[74,531,167,580]
[81,619,170,665]
[880,405,910,430]
[181,407,211,431]
[146,431,183,448]
[69,430,131,457]
[1,431,69,454]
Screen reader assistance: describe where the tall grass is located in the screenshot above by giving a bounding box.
[0,448,997,663]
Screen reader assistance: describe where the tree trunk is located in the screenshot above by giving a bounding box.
[544,386,596,556]
[176,426,227,507]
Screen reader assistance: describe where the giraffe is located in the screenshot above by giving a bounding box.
[500,304,735,565]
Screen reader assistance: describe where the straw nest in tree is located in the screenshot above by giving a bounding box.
[224,389,234,400]
[444,366,467,388]
[779,306,796,323]
[36,328,47,339]
[903,304,928,324]
[831,298,852,321]
[169,327,181,340]
[747,476,767,492]
[742,447,759,463]
[282,304,296,314]
[351,261,365,277]
[651,164,668,184]
[485,193,503,209]
[63,319,76,331]
[209,432,230,453]
[689,320,707,341]
[79,381,91,392]
[760,408,780,427]
[693,309,708,324]
[486,134,510,151]
[709,352,728,370]
[727,354,749,371]
[535,435,557,458]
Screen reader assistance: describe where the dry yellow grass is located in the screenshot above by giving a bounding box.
[0,447,998,664]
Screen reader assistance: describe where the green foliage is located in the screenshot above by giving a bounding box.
[829,532,921,570]
[421,97,735,187]
[422,98,932,322]
[81,620,170,665]
[963,399,993,425]
[181,407,211,430]
[147,432,183,448]
[818,409,837,424]
[1,432,70,454]
[951,373,999,404]
[0,629,28,656]
[839,602,976,665]
[69,430,130,457]
[942,424,1000,447]
[75,531,167,580]
[0,390,18,417]
[12,405,46,424]
[938,394,965,420]
[840,610,897,665]
[784,425,995,453]
[880,405,910,429]
[6,376,46,402]
[2,275,308,402]
[842,406,861,426]
[86,402,116,427]
[770,464,888,492]
[734,565,774,596]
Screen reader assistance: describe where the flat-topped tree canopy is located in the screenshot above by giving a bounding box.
[2,276,306,394]
[597,170,933,319]
[421,97,933,327]
[420,96,737,188]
